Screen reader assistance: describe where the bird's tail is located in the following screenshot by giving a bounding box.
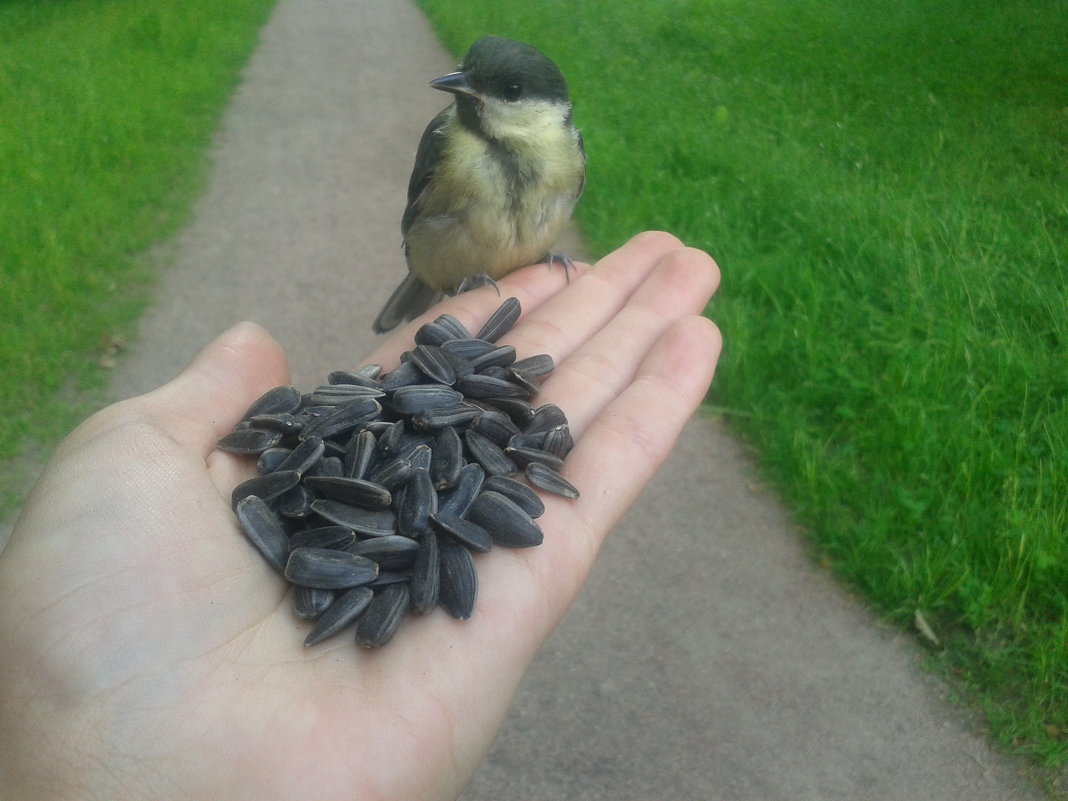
[372,272,444,334]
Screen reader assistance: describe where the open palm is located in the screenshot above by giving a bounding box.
[0,233,720,801]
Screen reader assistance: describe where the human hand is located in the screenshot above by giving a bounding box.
[0,232,720,801]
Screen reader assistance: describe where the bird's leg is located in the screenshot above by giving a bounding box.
[452,254,574,299]
[541,252,576,283]
[454,273,501,296]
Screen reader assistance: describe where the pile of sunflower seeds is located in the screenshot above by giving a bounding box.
[217,297,579,649]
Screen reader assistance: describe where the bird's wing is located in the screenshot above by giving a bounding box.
[402,106,454,237]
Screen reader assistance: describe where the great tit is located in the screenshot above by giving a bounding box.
[372,36,586,333]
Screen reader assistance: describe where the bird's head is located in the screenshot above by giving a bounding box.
[430,36,574,144]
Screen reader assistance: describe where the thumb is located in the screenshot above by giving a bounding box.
[74,322,291,456]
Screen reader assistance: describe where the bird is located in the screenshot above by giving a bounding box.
[372,36,586,333]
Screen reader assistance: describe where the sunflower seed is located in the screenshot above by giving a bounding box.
[441,337,497,360]
[217,427,284,455]
[304,586,374,646]
[364,420,395,436]
[346,535,419,569]
[284,547,378,589]
[307,456,344,477]
[370,570,412,587]
[367,456,413,490]
[431,513,493,554]
[433,313,471,340]
[465,429,517,477]
[455,373,531,401]
[505,368,541,395]
[299,400,331,414]
[376,420,408,458]
[542,424,574,459]
[408,443,433,474]
[506,431,547,450]
[242,385,303,418]
[414,321,457,347]
[300,397,381,441]
[476,296,521,343]
[410,344,456,385]
[275,436,326,476]
[327,370,380,388]
[510,353,555,377]
[525,462,580,499]
[430,425,463,490]
[343,429,377,479]
[482,475,545,518]
[437,462,485,519]
[303,476,392,509]
[438,539,477,619]
[524,404,569,435]
[356,584,409,648]
[277,484,315,519]
[386,441,428,472]
[310,499,396,537]
[409,531,440,614]
[293,585,336,620]
[231,469,301,510]
[390,384,463,414]
[438,346,476,381]
[470,408,520,447]
[469,344,516,371]
[456,398,493,417]
[398,467,436,536]
[248,413,304,435]
[256,447,292,475]
[468,491,543,548]
[377,360,426,392]
[483,398,535,428]
[354,363,383,380]
[504,445,564,472]
[410,404,482,431]
[477,366,510,381]
[296,406,331,428]
[308,383,385,406]
[288,525,356,551]
[234,495,290,574]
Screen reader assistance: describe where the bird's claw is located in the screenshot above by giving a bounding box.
[454,273,501,296]
[542,252,575,283]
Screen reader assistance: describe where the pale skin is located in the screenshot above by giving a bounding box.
[0,232,721,801]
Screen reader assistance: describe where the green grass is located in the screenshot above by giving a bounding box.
[418,0,1067,772]
[0,0,277,511]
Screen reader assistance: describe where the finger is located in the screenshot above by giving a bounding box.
[471,313,721,640]
[536,245,721,433]
[362,230,690,369]
[364,257,591,369]
[547,314,722,578]
[142,321,291,447]
[502,231,694,363]
[72,322,290,459]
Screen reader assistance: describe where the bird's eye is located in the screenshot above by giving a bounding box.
[503,83,523,102]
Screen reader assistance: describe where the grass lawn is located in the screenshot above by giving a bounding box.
[0,0,278,511]
[419,0,1067,773]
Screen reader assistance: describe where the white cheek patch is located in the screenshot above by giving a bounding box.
[479,98,571,144]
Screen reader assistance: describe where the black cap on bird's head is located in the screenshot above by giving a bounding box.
[429,36,571,106]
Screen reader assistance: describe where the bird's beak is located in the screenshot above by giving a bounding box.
[429,70,477,98]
